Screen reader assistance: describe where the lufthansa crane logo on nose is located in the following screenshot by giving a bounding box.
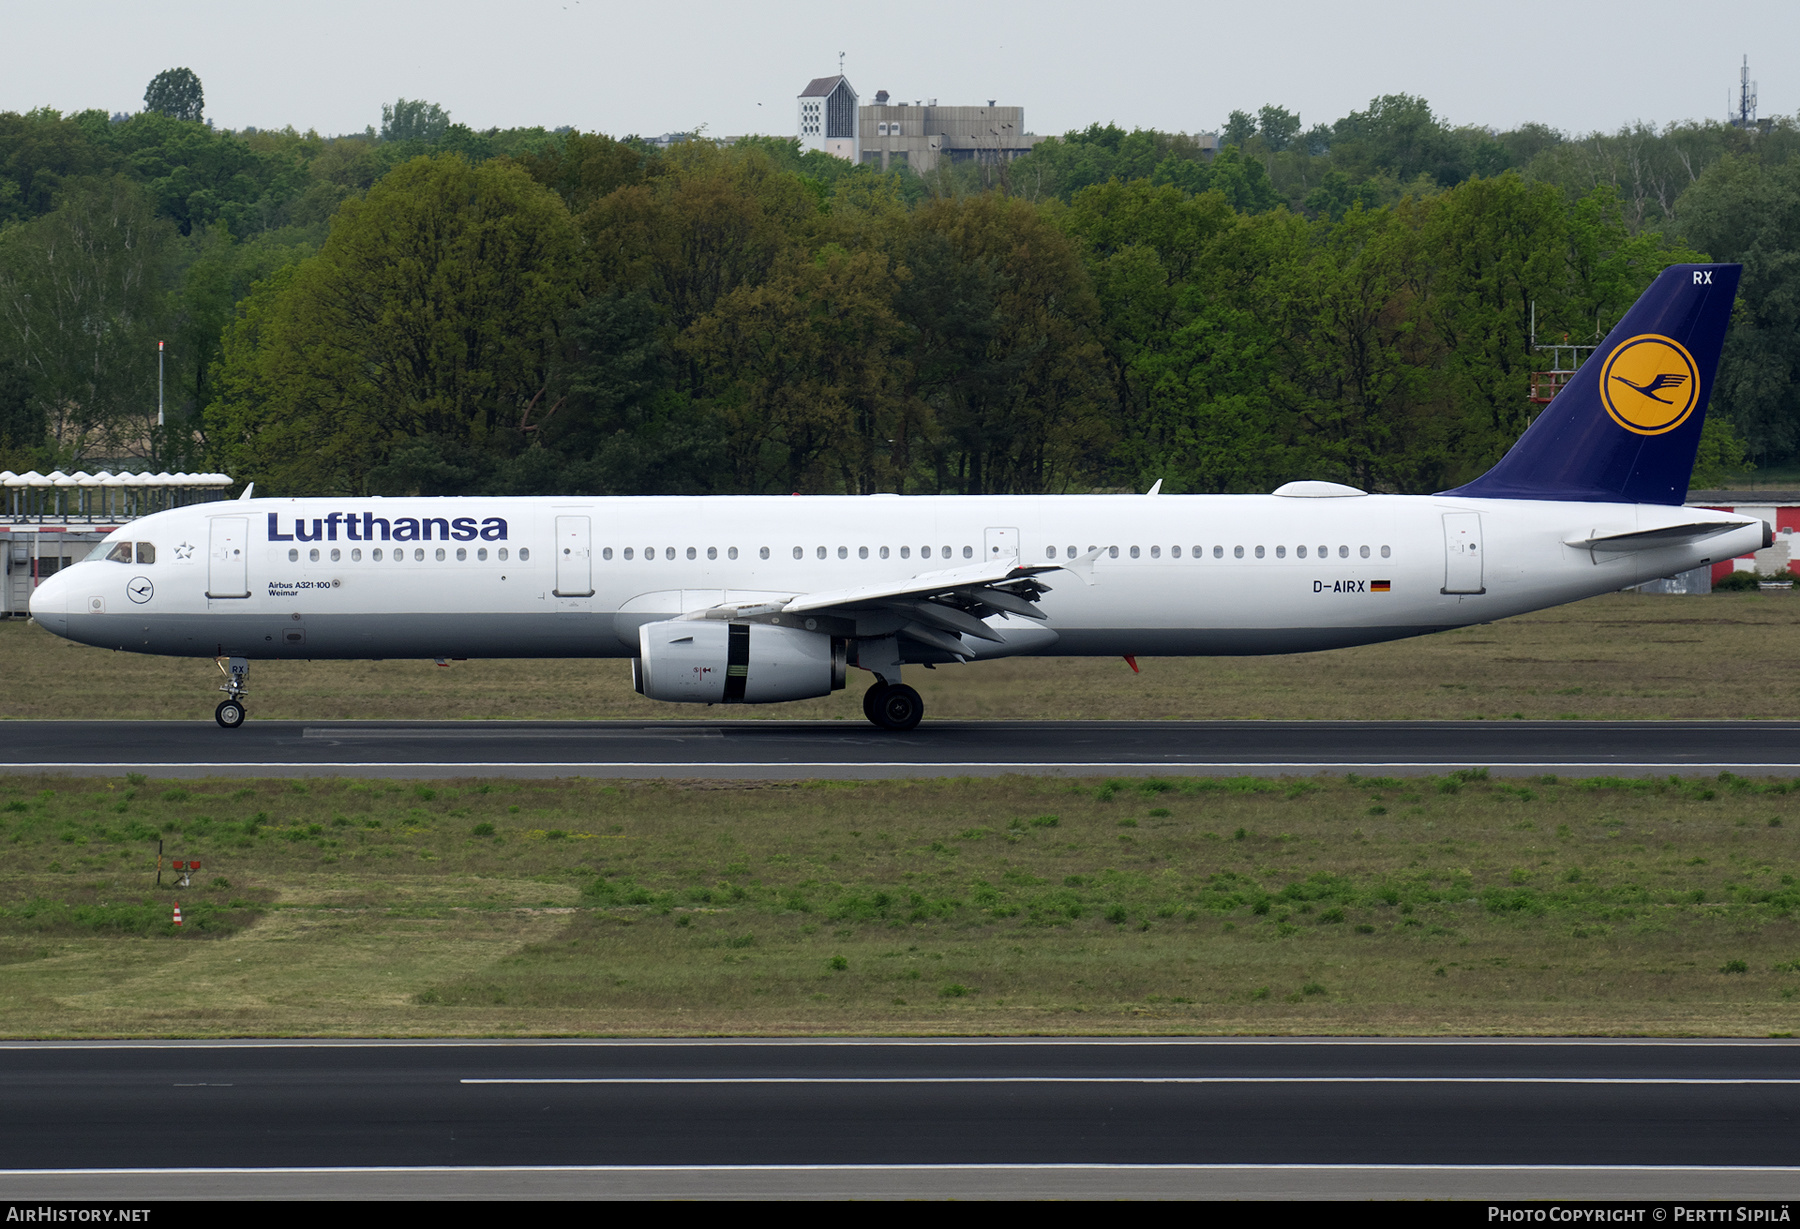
[1599,333,1700,436]
[126,577,154,604]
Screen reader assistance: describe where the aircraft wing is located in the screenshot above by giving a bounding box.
[684,556,1091,659]
[782,558,1062,614]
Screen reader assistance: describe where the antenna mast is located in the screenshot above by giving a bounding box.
[1732,55,1758,128]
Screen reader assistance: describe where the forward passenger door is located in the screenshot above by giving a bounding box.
[207,517,250,599]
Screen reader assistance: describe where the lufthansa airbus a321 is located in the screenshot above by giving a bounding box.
[28,264,1764,731]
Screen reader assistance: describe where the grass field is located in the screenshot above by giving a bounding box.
[7,590,1800,722]
[0,770,1795,1038]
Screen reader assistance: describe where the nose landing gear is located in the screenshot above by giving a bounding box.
[214,656,248,728]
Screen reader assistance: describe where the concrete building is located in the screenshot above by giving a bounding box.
[798,75,1044,173]
[1,469,234,617]
[798,75,859,163]
[858,90,1043,173]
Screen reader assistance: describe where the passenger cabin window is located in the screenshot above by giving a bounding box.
[288,548,299,562]
[1297,545,1307,558]
[1360,545,1371,558]
[518,548,528,561]
[1046,546,1057,559]
[1108,546,1119,558]
[1381,545,1391,558]
[106,542,133,564]
[900,546,911,559]
[1275,546,1285,558]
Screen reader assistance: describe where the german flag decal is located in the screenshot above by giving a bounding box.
[1371,580,1391,592]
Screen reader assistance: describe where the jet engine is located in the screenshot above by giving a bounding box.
[634,620,847,704]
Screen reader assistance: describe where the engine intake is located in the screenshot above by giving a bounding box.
[634,620,846,704]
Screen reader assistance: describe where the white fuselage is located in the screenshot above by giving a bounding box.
[27,493,1760,666]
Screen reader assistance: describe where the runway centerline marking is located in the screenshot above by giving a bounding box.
[301,728,727,740]
[460,1076,1800,1086]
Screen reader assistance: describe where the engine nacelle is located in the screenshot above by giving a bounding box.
[634,620,847,704]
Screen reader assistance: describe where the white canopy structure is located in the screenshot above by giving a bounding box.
[1,470,237,523]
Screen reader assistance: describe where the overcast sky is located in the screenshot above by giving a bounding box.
[5,0,1795,140]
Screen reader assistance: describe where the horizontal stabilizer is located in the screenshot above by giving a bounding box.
[1564,521,1762,553]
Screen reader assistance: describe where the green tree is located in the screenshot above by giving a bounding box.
[1675,155,1800,466]
[0,177,174,464]
[206,155,578,493]
[380,99,451,144]
[905,194,1113,493]
[684,245,913,493]
[0,108,115,225]
[1257,105,1301,154]
[0,357,41,465]
[1222,110,1257,149]
[143,68,204,123]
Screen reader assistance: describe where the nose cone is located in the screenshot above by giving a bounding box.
[27,567,70,638]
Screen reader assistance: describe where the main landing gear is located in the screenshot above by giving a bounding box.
[863,681,924,731]
[214,656,248,729]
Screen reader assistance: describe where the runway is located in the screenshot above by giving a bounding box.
[0,1039,1795,1200]
[2,718,1799,778]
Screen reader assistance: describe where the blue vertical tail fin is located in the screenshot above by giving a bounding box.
[1443,263,1740,505]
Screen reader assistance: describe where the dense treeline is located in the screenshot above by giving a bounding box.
[1,79,1797,494]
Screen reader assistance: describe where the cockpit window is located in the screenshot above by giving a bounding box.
[105,542,133,564]
[135,543,155,564]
